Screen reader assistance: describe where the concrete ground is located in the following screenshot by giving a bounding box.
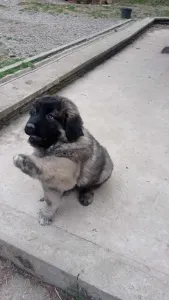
[0,25,169,299]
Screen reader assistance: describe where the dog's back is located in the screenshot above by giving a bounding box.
[75,129,113,188]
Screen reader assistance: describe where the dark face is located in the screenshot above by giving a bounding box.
[25,96,83,149]
[25,98,65,148]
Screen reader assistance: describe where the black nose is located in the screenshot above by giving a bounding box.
[25,123,35,135]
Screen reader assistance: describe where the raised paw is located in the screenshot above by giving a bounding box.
[78,189,94,206]
[38,210,52,226]
[13,154,40,177]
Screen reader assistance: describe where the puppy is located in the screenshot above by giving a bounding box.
[13,95,114,225]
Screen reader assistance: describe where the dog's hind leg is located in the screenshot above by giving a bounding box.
[77,178,112,207]
[77,184,102,207]
[77,186,94,206]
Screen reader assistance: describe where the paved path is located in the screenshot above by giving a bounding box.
[0,25,169,299]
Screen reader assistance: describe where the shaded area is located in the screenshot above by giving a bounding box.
[0,257,78,300]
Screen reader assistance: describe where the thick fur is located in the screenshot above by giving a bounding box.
[13,154,80,225]
[13,95,113,225]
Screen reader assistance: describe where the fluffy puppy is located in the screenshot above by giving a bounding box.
[13,95,113,225]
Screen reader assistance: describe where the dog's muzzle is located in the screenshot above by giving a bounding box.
[25,123,36,135]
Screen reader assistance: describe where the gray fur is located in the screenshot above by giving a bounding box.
[47,128,113,187]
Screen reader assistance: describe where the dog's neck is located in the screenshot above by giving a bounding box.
[32,147,46,158]
[31,137,67,157]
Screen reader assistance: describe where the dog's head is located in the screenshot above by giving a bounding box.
[25,95,84,149]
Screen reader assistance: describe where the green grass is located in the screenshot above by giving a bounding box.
[60,289,86,300]
[0,61,34,79]
[113,0,169,4]
[160,9,169,15]
[0,58,22,69]
[19,0,169,19]
[19,1,71,14]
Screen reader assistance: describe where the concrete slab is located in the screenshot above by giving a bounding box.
[1,25,169,300]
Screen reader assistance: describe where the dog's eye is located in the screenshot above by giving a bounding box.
[46,114,55,121]
[30,108,36,116]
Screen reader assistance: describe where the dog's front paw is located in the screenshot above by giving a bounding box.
[38,210,52,226]
[13,154,40,177]
[13,154,26,169]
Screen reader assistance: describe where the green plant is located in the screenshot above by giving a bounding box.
[0,61,34,79]
[0,58,21,69]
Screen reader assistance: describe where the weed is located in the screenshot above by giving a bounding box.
[0,58,21,69]
[0,61,34,79]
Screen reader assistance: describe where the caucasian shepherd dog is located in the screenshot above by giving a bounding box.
[13,95,113,225]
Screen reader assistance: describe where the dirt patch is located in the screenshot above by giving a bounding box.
[0,257,80,300]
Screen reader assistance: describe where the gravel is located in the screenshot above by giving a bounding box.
[0,0,120,59]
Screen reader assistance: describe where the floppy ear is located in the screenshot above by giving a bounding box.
[65,115,84,142]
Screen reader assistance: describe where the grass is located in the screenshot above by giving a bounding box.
[19,2,77,14]
[0,61,34,79]
[113,0,169,4]
[0,53,62,80]
[19,0,169,19]
[0,58,22,69]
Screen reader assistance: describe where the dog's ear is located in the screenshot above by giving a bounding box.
[65,114,83,142]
